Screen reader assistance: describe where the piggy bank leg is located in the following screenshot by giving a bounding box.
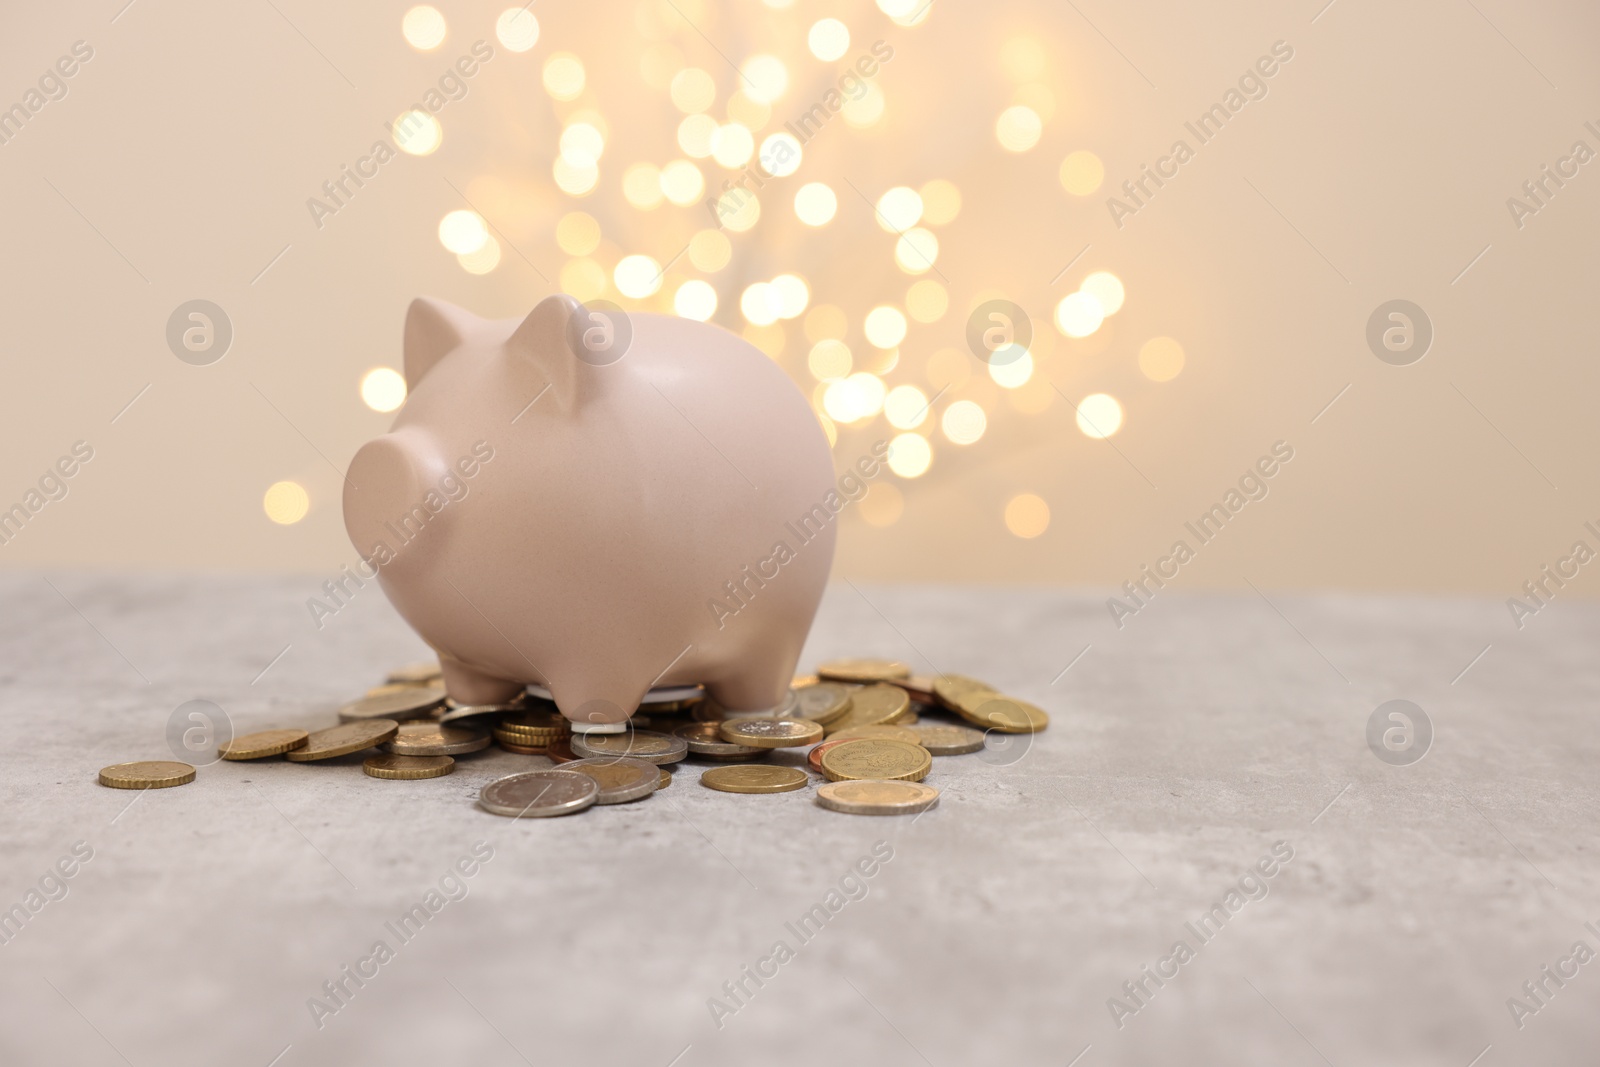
[548,672,650,734]
[705,664,793,715]
[438,653,525,707]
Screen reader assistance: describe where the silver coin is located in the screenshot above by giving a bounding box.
[692,688,800,722]
[478,770,598,818]
[672,721,767,758]
[570,729,688,765]
[560,757,661,804]
[718,718,823,748]
[382,721,491,756]
[911,723,986,756]
[439,698,524,724]
[337,685,447,722]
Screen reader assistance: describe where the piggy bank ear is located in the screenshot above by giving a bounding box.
[404,297,480,388]
[505,294,610,408]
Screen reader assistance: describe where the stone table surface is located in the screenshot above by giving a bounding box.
[1,572,1597,1066]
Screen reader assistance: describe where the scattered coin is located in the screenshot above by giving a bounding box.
[562,757,660,804]
[700,765,810,794]
[672,721,767,759]
[364,754,455,780]
[285,720,400,762]
[950,692,1050,733]
[98,761,195,789]
[791,673,819,688]
[383,721,490,756]
[718,718,823,748]
[497,709,569,739]
[807,737,856,774]
[816,780,940,815]
[387,660,443,685]
[658,769,672,788]
[824,683,911,735]
[218,729,308,761]
[932,674,997,712]
[497,737,550,755]
[912,723,987,755]
[570,730,688,765]
[337,686,447,723]
[818,657,911,683]
[829,724,920,745]
[892,675,937,705]
[479,770,598,817]
[793,682,854,726]
[439,698,525,724]
[545,738,577,763]
[819,739,932,783]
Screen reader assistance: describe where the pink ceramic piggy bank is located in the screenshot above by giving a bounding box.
[343,295,840,729]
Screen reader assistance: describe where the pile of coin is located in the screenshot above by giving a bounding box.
[97,657,1048,819]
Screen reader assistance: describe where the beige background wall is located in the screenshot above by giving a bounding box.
[2,0,1597,599]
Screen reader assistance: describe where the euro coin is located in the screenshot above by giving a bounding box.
[570,730,687,765]
[829,724,920,745]
[824,683,910,735]
[337,686,446,723]
[658,769,672,788]
[98,761,195,789]
[932,674,997,712]
[817,657,911,683]
[672,722,766,759]
[363,754,455,780]
[546,738,577,763]
[951,692,1049,733]
[807,737,855,774]
[562,757,660,804]
[497,737,550,755]
[497,709,569,739]
[816,780,940,815]
[387,660,443,684]
[912,723,987,755]
[892,675,937,705]
[793,682,853,726]
[285,719,400,761]
[479,770,598,817]
[383,721,490,756]
[819,739,932,783]
[218,729,309,760]
[717,718,823,748]
[699,765,809,794]
[438,698,525,724]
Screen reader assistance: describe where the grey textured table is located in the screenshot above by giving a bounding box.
[2,573,1597,1066]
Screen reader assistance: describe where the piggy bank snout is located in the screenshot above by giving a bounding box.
[343,431,435,562]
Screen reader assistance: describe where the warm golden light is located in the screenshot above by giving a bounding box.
[712,124,755,168]
[614,255,663,299]
[809,19,851,61]
[876,186,923,232]
[941,399,987,445]
[623,163,663,209]
[1060,151,1105,195]
[741,283,782,326]
[795,183,837,226]
[458,236,501,275]
[864,305,908,348]
[884,384,930,429]
[543,54,586,100]
[263,481,310,525]
[556,212,601,256]
[438,210,488,254]
[919,179,961,225]
[360,368,407,413]
[740,55,789,104]
[659,159,704,205]
[759,132,802,177]
[670,68,716,113]
[772,274,810,319]
[887,432,932,478]
[996,105,1042,152]
[1076,393,1123,438]
[808,339,852,381]
[1139,336,1186,382]
[805,305,848,342]
[678,114,718,157]
[842,83,885,127]
[714,190,760,231]
[895,228,939,274]
[859,482,904,527]
[906,280,948,323]
[401,6,446,50]
[989,349,1033,388]
[553,157,599,196]
[392,110,442,156]
[560,123,605,167]
[1004,493,1050,538]
[1001,37,1047,81]
[1080,270,1125,315]
[688,229,732,272]
[495,8,539,52]
[1055,291,1105,338]
[674,279,718,321]
[560,258,607,301]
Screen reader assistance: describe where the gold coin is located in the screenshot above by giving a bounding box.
[816,780,940,815]
[793,682,854,726]
[387,660,443,684]
[792,673,819,688]
[659,769,672,788]
[98,761,195,789]
[932,674,997,712]
[951,692,1049,733]
[218,729,309,760]
[892,675,937,704]
[497,709,570,739]
[912,723,986,755]
[824,683,910,735]
[819,739,932,783]
[829,724,920,745]
[337,686,446,723]
[570,730,688,765]
[384,721,491,756]
[699,765,810,794]
[817,657,911,683]
[561,757,659,804]
[546,738,577,763]
[717,718,824,748]
[672,721,766,758]
[285,719,400,761]
[498,737,549,755]
[363,754,455,779]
